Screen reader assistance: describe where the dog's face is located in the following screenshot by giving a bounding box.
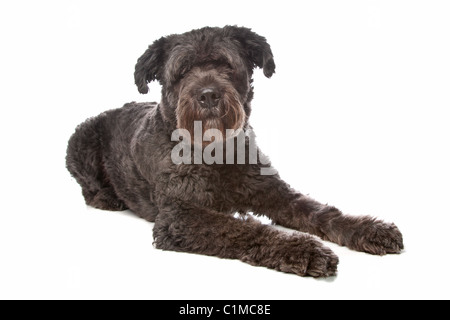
[134,26,275,141]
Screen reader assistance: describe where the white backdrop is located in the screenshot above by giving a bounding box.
[1,0,449,299]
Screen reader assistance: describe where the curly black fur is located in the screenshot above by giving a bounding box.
[66,26,403,277]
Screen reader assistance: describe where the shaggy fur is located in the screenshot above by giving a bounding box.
[66,26,403,277]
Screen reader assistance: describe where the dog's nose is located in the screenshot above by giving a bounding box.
[197,88,221,108]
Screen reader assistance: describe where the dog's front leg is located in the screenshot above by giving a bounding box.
[152,204,338,277]
[247,174,404,255]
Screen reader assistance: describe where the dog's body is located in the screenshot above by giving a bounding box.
[66,26,403,277]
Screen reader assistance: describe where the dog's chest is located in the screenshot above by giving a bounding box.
[162,164,257,212]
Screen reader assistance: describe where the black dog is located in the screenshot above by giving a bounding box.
[66,26,403,277]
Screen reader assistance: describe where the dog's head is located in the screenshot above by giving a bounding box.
[134,26,275,141]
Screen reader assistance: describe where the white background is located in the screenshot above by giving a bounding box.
[1,0,449,300]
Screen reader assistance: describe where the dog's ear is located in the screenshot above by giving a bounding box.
[225,26,276,78]
[134,37,167,94]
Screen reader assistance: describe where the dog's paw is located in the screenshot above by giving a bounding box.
[277,237,339,278]
[352,220,404,255]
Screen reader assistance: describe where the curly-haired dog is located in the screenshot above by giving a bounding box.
[66,26,403,277]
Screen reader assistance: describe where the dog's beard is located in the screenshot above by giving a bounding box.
[176,88,245,146]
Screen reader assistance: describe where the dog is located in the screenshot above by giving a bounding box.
[66,26,403,277]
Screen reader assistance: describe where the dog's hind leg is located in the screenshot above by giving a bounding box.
[152,205,338,277]
[66,115,128,211]
[81,186,128,211]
